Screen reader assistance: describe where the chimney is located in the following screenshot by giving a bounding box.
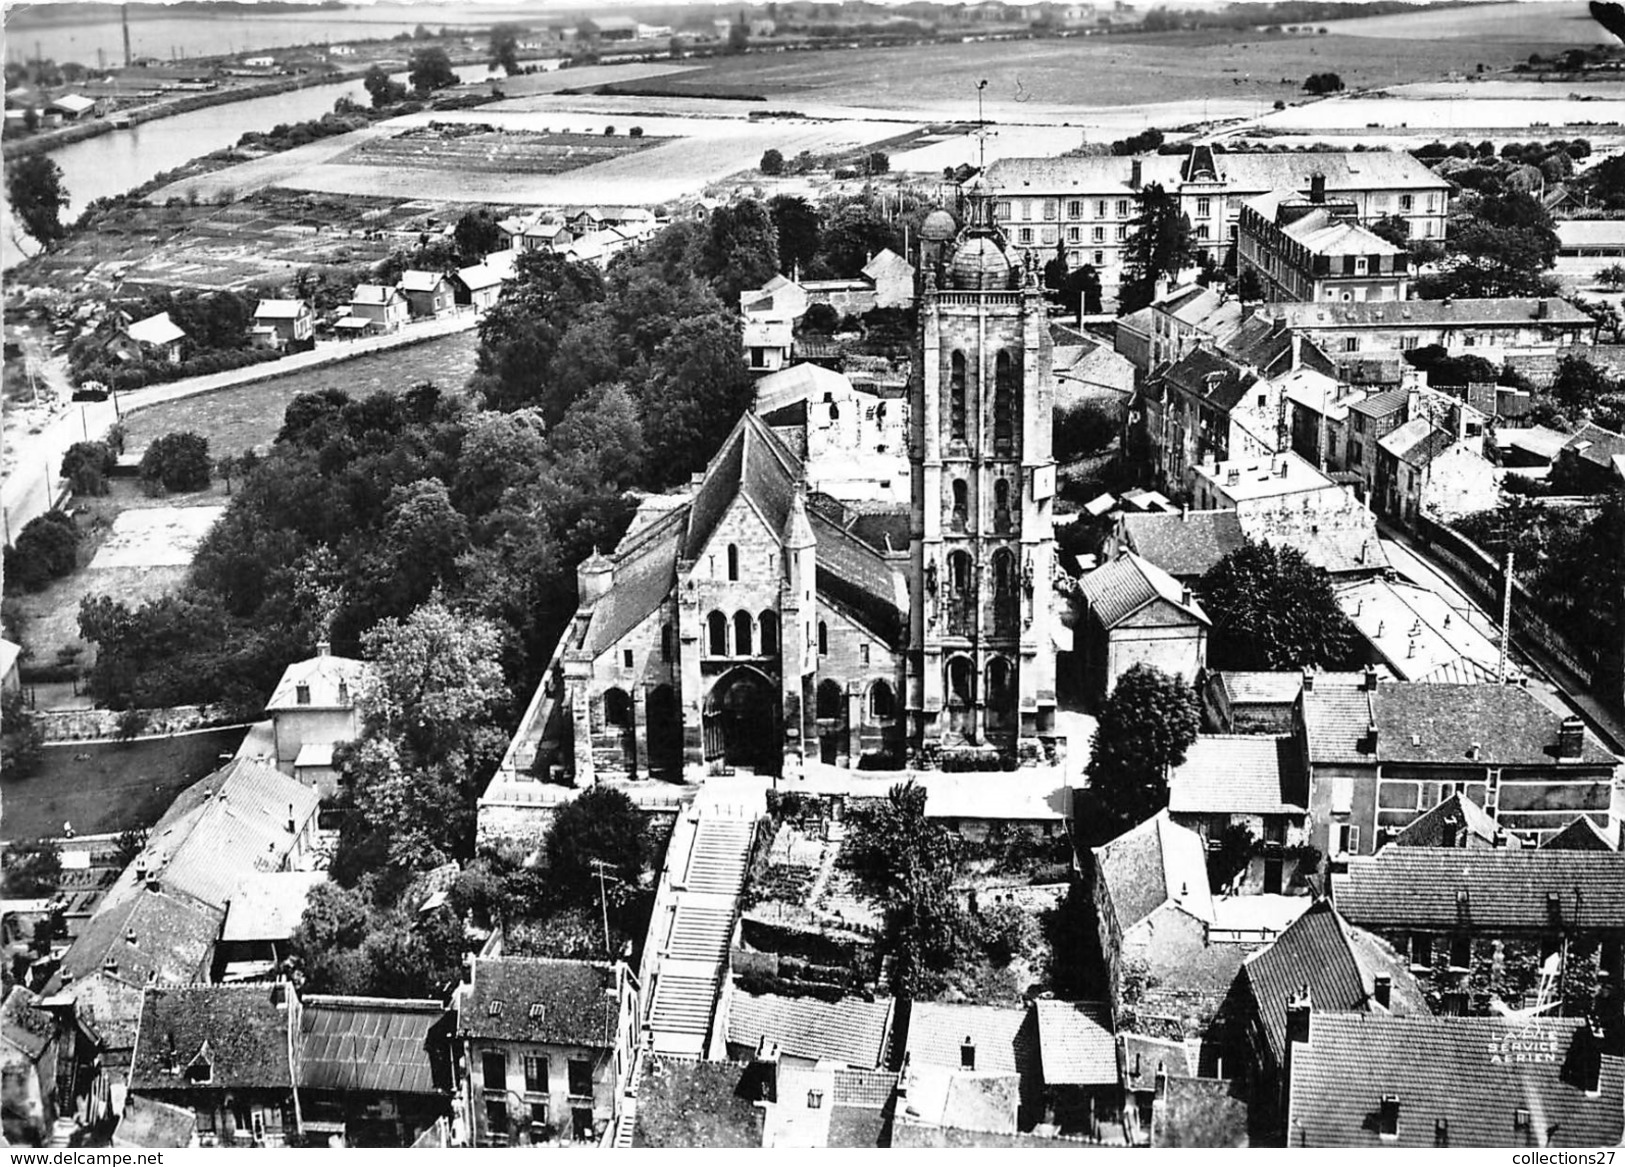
[1363,665,1380,692]
[1130,159,1143,189]
[1180,503,1188,522]
[1286,986,1312,1050]
[316,639,330,658]
[1373,975,1392,1009]
[1180,586,1193,607]
[1379,1094,1400,1138]
[461,953,476,985]
[126,928,138,948]
[1405,385,1420,422]
[1557,716,1585,760]
[1309,173,1326,204]
[576,547,614,608]
[1535,298,1548,320]
[1466,742,1481,761]
[1301,667,1314,693]
[960,1037,977,1070]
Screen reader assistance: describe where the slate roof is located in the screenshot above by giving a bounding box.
[57,887,219,996]
[1243,900,1424,1067]
[398,270,450,293]
[455,264,502,293]
[253,299,308,320]
[265,649,371,711]
[1390,792,1511,850]
[1273,296,1591,331]
[1335,577,1516,685]
[1119,1033,1192,1093]
[1168,735,1307,817]
[904,1002,1040,1080]
[987,150,1446,198]
[1346,387,1410,420]
[0,987,56,1061]
[1219,314,1295,376]
[685,412,800,559]
[583,506,685,657]
[1302,681,1614,767]
[299,996,448,1095]
[458,958,619,1049]
[1092,810,1217,935]
[1032,1000,1116,1086]
[351,283,402,306]
[113,1095,196,1149]
[727,990,893,1069]
[220,871,326,942]
[753,363,854,415]
[1540,816,1617,851]
[1332,847,1625,932]
[1378,417,1455,469]
[1287,1013,1624,1148]
[1560,421,1625,470]
[1118,509,1245,580]
[1079,551,1209,631]
[129,984,294,1092]
[1157,347,1257,414]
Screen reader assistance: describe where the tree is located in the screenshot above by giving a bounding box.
[5,511,79,591]
[690,199,779,306]
[1120,183,1195,312]
[1198,538,1361,671]
[0,690,44,781]
[759,148,785,176]
[727,16,749,52]
[865,150,890,176]
[1368,214,1411,248]
[474,250,607,417]
[544,786,646,910]
[1552,353,1611,416]
[362,64,407,108]
[6,153,68,249]
[4,840,62,896]
[61,440,115,496]
[1084,664,1200,828]
[453,208,501,264]
[1208,823,1258,893]
[1420,190,1560,299]
[408,47,458,94]
[1064,264,1103,315]
[768,195,820,274]
[1303,71,1344,95]
[1235,266,1266,302]
[139,431,211,492]
[636,313,754,484]
[489,23,522,74]
[1042,238,1070,299]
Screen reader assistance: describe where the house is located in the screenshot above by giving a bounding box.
[1284,1012,1623,1147]
[1385,791,1519,851]
[127,984,298,1147]
[214,871,327,982]
[1373,408,1497,525]
[755,364,908,505]
[724,989,893,1070]
[1107,509,1245,586]
[1282,366,1363,473]
[743,312,794,373]
[1552,420,1625,494]
[452,264,503,313]
[1115,306,1155,373]
[452,957,640,1147]
[1117,1033,1192,1144]
[987,148,1450,307]
[1330,846,1625,1021]
[1344,386,1411,499]
[754,1058,895,1148]
[1074,551,1209,705]
[1091,811,1217,1018]
[1260,297,1593,361]
[251,299,314,351]
[345,284,408,334]
[1334,576,1523,684]
[1,987,66,1145]
[1540,814,1619,851]
[1147,285,1245,372]
[125,312,186,363]
[1167,735,1310,894]
[1190,452,1342,520]
[1199,668,1375,735]
[1144,347,1279,493]
[1236,188,1409,304]
[1053,332,1135,410]
[264,641,373,796]
[398,271,455,319]
[49,93,98,120]
[1239,900,1425,1131]
[741,273,809,323]
[1032,999,1121,1140]
[901,1002,1042,1131]
[1299,676,1618,857]
[295,995,454,1146]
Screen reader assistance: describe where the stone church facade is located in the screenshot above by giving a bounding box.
[555,182,1061,782]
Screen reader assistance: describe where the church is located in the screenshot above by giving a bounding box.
[549,180,1063,783]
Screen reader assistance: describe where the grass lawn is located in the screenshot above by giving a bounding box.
[119,330,478,458]
[3,726,248,843]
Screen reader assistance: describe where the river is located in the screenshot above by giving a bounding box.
[1,63,488,270]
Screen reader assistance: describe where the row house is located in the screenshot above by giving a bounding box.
[987,147,1449,307]
[1261,297,1594,361]
[1167,735,1309,895]
[1373,401,1497,525]
[1146,285,1244,373]
[1236,187,1409,304]
[1144,347,1280,491]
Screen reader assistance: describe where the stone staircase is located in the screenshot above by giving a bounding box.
[46,1116,77,1148]
[645,813,755,1057]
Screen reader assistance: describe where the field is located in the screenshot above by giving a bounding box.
[120,330,479,456]
[1323,1,1616,44]
[4,727,249,843]
[336,125,667,176]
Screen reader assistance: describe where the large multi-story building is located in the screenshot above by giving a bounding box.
[1236,190,1409,304]
[986,146,1450,308]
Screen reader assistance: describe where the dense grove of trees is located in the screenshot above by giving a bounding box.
[1416,189,1561,300]
[1198,539,1362,671]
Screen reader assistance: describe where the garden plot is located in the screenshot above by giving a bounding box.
[336,123,667,177]
[89,505,225,569]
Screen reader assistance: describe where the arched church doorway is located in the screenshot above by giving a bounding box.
[704,667,779,772]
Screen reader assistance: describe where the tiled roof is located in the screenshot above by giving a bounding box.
[1560,420,1625,469]
[351,283,401,306]
[0,987,56,1061]
[253,299,308,320]
[685,412,800,559]
[987,150,1446,197]
[584,506,684,657]
[113,1095,197,1149]
[1080,551,1208,631]
[129,984,294,1092]
[1119,1033,1192,1093]
[1332,847,1625,931]
[1540,816,1617,851]
[1157,347,1256,414]
[1303,682,1614,767]
[1168,735,1306,816]
[832,1067,899,1109]
[458,958,620,1048]
[266,650,371,711]
[1242,900,1425,1067]
[904,1002,1040,1081]
[1346,386,1410,419]
[1092,810,1217,935]
[1287,1013,1624,1147]
[1033,1000,1116,1086]
[1390,792,1511,850]
[727,990,893,1069]
[1272,296,1591,330]
[220,871,326,942]
[1377,417,1454,469]
[299,995,449,1095]
[58,887,219,997]
[1119,509,1246,579]
[398,270,449,293]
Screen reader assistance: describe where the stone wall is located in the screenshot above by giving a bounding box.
[37,703,236,742]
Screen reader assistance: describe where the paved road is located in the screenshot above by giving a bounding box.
[1,310,478,543]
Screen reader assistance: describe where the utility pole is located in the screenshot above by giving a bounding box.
[589,858,615,955]
[123,3,133,68]
[1498,549,1514,683]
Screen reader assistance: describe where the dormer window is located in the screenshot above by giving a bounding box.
[529,1003,545,1020]
[186,1042,214,1084]
[296,683,311,706]
[487,1001,502,1017]
[337,680,349,705]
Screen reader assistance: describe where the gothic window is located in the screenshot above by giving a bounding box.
[661,624,673,662]
[818,621,829,656]
[994,478,1012,532]
[948,550,972,596]
[734,611,753,656]
[946,657,975,707]
[869,680,896,721]
[947,550,974,637]
[951,479,968,532]
[993,548,1018,635]
[949,351,967,441]
[708,611,728,656]
[994,351,1019,453]
[986,657,1016,727]
[604,687,633,728]
[727,544,740,581]
[816,679,844,719]
[759,610,779,656]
